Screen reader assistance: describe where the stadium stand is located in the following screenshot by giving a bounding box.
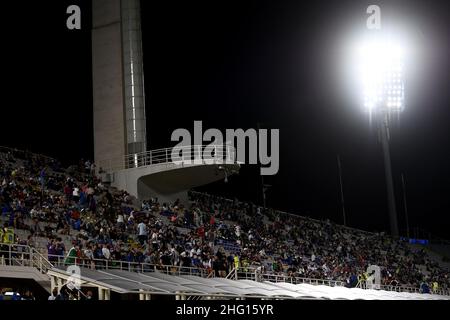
[1,146,449,300]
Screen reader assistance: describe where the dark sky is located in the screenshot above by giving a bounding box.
[1,0,449,239]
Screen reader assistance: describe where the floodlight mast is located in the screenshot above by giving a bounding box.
[378,111,399,237]
[359,37,403,237]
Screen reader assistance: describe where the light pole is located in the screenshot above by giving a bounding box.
[378,112,399,237]
[257,122,271,209]
[358,38,405,237]
[262,181,271,210]
[401,173,410,238]
[336,154,347,227]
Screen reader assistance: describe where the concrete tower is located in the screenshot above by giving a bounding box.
[92,0,239,202]
[92,0,146,169]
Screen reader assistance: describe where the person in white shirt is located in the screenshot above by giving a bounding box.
[203,257,212,270]
[102,245,111,260]
[90,163,96,176]
[72,187,80,202]
[150,231,159,250]
[137,221,148,245]
[84,246,94,261]
[117,214,124,229]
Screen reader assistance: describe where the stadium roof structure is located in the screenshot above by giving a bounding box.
[47,267,450,300]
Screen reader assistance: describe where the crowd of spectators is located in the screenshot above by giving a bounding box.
[0,147,449,294]
[187,192,449,291]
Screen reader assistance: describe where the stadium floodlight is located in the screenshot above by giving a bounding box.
[355,36,406,237]
[357,39,405,115]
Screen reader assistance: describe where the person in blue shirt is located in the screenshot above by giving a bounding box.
[420,281,430,294]
[73,219,81,231]
[11,291,21,300]
[347,274,358,288]
[79,191,87,207]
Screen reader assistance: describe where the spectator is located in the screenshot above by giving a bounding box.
[102,244,111,260]
[65,244,78,265]
[48,288,58,300]
[137,220,148,245]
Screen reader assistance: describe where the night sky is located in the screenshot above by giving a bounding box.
[1,0,449,238]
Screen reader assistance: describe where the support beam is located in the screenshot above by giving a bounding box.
[98,287,105,300]
[51,276,56,292]
[104,289,111,300]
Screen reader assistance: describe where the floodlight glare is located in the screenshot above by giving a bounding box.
[357,39,405,114]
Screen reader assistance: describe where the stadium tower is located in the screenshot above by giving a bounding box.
[91,0,238,202]
[92,0,146,168]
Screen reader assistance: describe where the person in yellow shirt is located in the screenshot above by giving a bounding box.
[432,281,439,293]
[241,258,249,272]
[357,272,368,288]
[233,255,240,270]
[1,222,14,243]
[1,223,15,265]
[363,271,370,280]
[2,225,15,244]
[0,227,4,263]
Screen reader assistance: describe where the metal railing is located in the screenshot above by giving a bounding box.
[0,145,56,162]
[0,243,53,273]
[264,274,345,287]
[226,267,237,279]
[230,267,450,296]
[357,281,449,296]
[0,243,214,277]
[234,269,345,287]
[46,254,213,278]
[97,144,238,173]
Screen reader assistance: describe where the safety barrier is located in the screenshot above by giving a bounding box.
[46,253,213,278]
[97,144,237,173]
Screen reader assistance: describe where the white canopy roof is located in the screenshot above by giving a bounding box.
[48,267,450,300]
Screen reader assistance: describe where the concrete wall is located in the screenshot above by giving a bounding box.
[111,163,239,203]
[92,0,126,166]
